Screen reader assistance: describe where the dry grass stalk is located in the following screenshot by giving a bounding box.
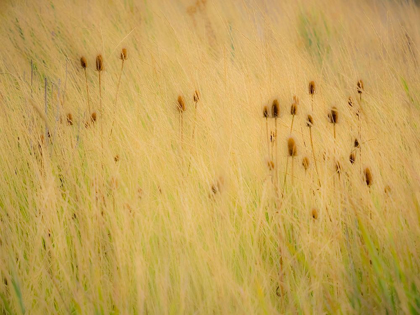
[192,90,200,142]
[110,48,128,136]
[96,54,104,146]
[80,57,90,115]
[263,105,270,159]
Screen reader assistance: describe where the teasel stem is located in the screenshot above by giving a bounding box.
[44,77,48,145]
[110,49,127,136]
[192,90,199,143]
[177,95,186,151]
[307,115,321,187]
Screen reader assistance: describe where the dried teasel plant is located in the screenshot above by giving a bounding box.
[309,81,315,111]
[80,57,90,114]
[110,48,128,136]
[306,114,320,186]
[96,54,104,144]
[263,105,270,159]
[357,79,364,102]
[290,96,298,133]
[328,107,339,139]
[66,113,73,126]
[364,167,373,187]
[192,90,200,142]
[177,95,186,147]
[272,99,280,185]
[283,136,297,192]
[302,156,309,173]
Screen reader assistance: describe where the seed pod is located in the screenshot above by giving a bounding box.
[311,208,318,220]
[66,113,73,126]
[349,152,356,164]
[354,138,360,148]
[291,96,298,115]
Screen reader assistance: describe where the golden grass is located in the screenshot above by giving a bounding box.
[0,0,420,314]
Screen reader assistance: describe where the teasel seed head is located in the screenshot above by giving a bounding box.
[267,160,275,171]
[291,96,298,115]
[272,99,279,118]
[328,107,338,124]
[120,48,127,60]
[287,136,297,157]
[364,167,373,187]
[309,81,315,95]
[384,185,391,194]
[348,96,354,108]
[311,208,318,220]
[354,138,360,148]
[114,155,120,162]
[177,95,186,112]
[66,113,73,126]
[335,161,342,175]
[306,114,314,127]
[91,112,97,122]
[80,57,87,69]
[302,156,309,171]
[357,80,364,94]
[263,106,269,118]
[96,55,104,72]
[193,90,200,103]
[270,130,276,143]
[349,152,356,164]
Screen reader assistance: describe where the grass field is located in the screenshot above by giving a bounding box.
[1,0,420,313]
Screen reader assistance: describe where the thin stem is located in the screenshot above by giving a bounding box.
[290,115,295,133]
[84,68,90,114]
[110,60,125,136]
[309,127,321,187]
[275,118,278,188]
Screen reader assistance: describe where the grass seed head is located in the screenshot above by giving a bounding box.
[354,138,360,148]
[291,96,298,115]
[335,161,342,174]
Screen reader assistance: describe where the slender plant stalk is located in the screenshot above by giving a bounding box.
[309,127,321,187]
[84,68,90,113]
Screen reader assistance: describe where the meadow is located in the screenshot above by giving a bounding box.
[1,0,420,313]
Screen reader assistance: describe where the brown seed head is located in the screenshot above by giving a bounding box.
[349,152,356,164]
[306,114,314,127]
[80,57,87,69]
[384,185,391,194]
[309,81,316,95]
[335,161,342,174]
[302,156,309,171]
[357,80,364,94]
[114,155,120,162]
[354,138,360,148]
[272,99,279,118]
[120,48,127,60]
[291,96,298,115]
[348,96,354,108]
[267,160,275,171]
[328,107,338,124]
[66,113,73,126]
[311,208,318,220]
[364,167,373,187]
[263,106,269,118]
[91,112,97,123]
[287,136,297,157]
[270,131,276,143]
[96,55,104,72]
[177,95,186,112]
[193,90,200,103]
